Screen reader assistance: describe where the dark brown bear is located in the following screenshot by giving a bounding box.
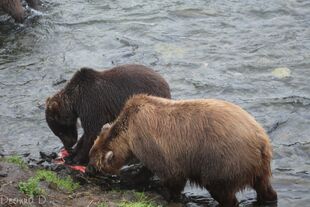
[0,0,40,23]
[45,64,171,164]
[88,94,277,207]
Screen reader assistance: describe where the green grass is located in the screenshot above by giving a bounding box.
[4,155,27,169]
[19,177,43,197]
[118,192,159,207]
[97,203,108,207]
[18,169,79,197]
[118,202,156,207]
[36,170,79,192]
[134,192,147,200]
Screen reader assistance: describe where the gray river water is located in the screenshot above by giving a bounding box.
[0,0,309,206]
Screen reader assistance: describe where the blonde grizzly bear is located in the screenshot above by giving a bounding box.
[88,95,277,207]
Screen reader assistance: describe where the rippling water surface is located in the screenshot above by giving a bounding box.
[0,0,309,206]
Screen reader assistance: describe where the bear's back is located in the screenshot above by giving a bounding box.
[126,95,271,183]
[100,65,171,98]
[68,64,171,99]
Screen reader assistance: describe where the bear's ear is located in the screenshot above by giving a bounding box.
[104,151,113,165]
[93,136,100,146]
[101,123,111,133]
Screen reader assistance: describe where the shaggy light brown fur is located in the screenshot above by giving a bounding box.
[89,95,277,207]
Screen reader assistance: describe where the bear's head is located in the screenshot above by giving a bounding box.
[45,94,78,150]
[88,123,125,174]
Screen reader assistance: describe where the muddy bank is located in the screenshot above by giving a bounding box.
[0,158,168,207]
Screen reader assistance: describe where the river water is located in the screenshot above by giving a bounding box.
[0,0,309,206]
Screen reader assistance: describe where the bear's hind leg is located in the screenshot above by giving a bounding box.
[162,177,186,202]
[4,0,25,23]
[25,0,41,9]
[253,176,277,204]
[208,187,238,207]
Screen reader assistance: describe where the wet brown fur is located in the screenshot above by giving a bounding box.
[46,64,171,164]
[89,94,277,207]
[0,0,40,23]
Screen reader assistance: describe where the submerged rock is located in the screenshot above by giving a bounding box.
[272,67,291,79]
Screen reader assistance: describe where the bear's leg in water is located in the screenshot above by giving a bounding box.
[208,187,238,207]
[25,0,41,9]
[162,177,187,202]
[253,176,277,204]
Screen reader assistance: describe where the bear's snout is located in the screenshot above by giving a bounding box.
[85,165,95,174]
[86,161,98,175]
[62,139,76,151]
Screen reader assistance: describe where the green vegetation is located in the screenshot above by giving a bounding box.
[119,202,156,207]
[18,169,79,197]
[19,177,43,197]
[97,203,108,207]
[3,156,78,197]
[118,200,158,207]
[36,170,79,192]
[134,192,146,198]
[118,192,160,207]
[3,155,27,169]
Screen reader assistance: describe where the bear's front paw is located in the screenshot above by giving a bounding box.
[64,154,75,165]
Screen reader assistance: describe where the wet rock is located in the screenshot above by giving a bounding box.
[272,67,291,79]
[0,173,8,177]
[40,151,58,162]
[119,164,156,190]
[72,173,89,185]
[51,164,68,172]
[167,202,184,207]
[155,43,186,62]
[22,152,30,157]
